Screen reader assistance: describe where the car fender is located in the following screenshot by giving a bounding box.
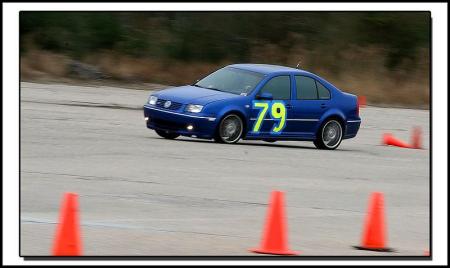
[211,104,249,133]
[315,108,347,134]
[215,104,248,122]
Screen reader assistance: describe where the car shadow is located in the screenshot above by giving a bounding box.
[146,136,332,150]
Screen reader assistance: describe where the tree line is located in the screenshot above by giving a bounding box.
[20,11,430,69]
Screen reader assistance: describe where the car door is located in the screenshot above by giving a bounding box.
[249,75,293,136]
[290,75,331,135]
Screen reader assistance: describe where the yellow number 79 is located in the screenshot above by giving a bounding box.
[252,101,287,134]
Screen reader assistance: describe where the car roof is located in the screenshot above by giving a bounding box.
[228,63,311,75]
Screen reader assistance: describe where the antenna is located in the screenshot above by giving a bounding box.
[296,60,301,69]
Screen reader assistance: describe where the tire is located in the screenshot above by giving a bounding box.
[155,129,180,139]
[314,119,343,150]
[214,114,244,144]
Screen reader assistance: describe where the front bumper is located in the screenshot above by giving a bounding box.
[143,104,218,138]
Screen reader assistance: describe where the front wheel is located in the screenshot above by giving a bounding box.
[314,119,343,150]
[155,129,180,139]
[214,114,244,144]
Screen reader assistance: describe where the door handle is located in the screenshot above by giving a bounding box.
[285,104,293,109]
[320,103,327,108]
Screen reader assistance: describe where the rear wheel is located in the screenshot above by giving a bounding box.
[214,114,243,144]
[314,119,343,150]
[155,129,180,139]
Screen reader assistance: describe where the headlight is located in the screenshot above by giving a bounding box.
[148,96,158,105]
[185,104,203,113]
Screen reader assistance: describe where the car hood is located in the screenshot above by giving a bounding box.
[154,85,239,105]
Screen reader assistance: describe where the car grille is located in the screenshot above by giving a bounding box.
[155,99,183,111]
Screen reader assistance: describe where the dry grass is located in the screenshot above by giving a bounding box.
[20,47,429,108]
[82,51,231,85]
[250,43,430,108]
[21,50,70,79]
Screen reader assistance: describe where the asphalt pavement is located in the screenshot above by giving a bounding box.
[20,82,430,256]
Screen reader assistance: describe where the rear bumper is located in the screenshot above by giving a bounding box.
[143,104,218,138]
[344,119,361,139]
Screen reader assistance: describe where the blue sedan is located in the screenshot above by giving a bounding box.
[143,64,361,150]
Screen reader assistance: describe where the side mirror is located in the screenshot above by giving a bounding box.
[256,92,273,100]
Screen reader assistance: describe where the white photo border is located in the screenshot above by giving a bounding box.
[3,2,447,266]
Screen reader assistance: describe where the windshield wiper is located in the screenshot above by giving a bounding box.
[194,84,222,92]
[207,87,223,92]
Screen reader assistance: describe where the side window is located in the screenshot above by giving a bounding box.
[259,76,291,100]
[317,81,331,99]
[295,76,318,100]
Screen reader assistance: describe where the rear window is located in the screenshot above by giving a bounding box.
[295,76,317,100]
[295,76,331,100]
[317,81,331,99]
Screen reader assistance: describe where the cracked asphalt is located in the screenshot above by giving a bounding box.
[20,82,430,256]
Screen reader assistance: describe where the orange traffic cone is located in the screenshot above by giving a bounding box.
[249,191,298,255]
[411,126,423,149]
[52,193,82,256]
[382,133,411,148]
[354,192,393,252]
[358,96,367,108]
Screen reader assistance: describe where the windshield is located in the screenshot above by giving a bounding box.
[194,67,264,95]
